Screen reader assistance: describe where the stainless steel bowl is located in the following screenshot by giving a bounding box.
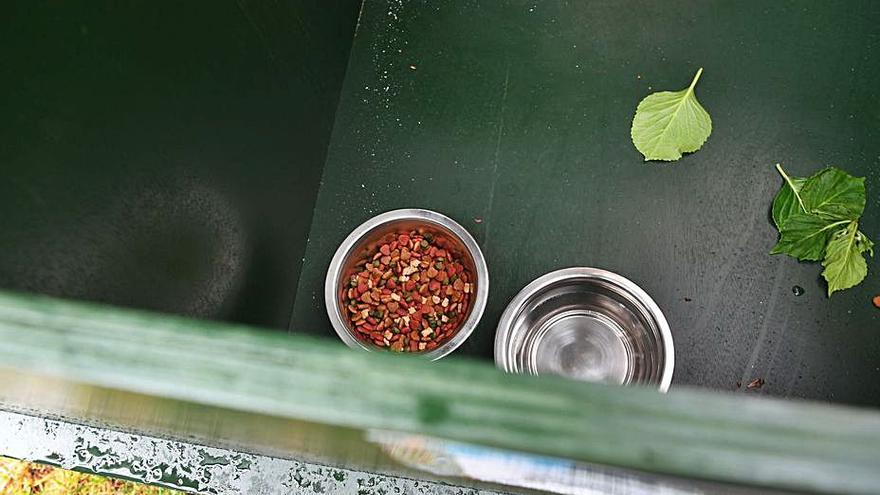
[495,267,673,391]
[325,209,489,360]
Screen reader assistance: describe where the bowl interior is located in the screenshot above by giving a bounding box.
[500,276,667,387]
[332,218,480,353]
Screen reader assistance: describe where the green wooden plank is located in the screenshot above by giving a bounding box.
[0,291,878,494]
[292,0,880,407]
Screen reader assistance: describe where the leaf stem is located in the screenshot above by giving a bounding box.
[775,163,807,213]
[823,219,853,233]
[688,67,704,93]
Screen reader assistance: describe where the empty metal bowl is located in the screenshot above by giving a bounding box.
[325,209,489,360]
[494,267,673,391]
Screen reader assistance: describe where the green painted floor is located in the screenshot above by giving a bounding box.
[293,0,880,407]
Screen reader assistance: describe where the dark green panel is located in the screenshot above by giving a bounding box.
[0,1,360,328]
[293,1,880,406]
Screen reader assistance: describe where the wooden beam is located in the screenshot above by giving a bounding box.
[0,290,878,494]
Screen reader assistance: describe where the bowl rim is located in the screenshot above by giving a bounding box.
[324,208,489,360]
[494,266,674,392]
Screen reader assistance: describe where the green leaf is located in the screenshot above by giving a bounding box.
[800,167,866,221]
[631,68,712,161]
[770,213,848,261]
[822,221,873,296]
[769,164,873,296]
[771,165,807,229]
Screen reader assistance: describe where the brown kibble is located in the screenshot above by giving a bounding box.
[342,228,475,353]
[746,378,765,390]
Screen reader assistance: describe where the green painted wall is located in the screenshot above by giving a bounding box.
[0,1,361,329]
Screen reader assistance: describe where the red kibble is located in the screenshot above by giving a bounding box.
[342,228,475,353]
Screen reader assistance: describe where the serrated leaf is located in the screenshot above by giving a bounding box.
[770,212,848,261]
[771,174,807,229]
[770,164,873,296]
[860,230,875,257]
[822,221,873,296]
[631,68,712,161]
[800,167,866,221]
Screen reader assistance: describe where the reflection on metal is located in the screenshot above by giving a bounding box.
[0,409,503,495]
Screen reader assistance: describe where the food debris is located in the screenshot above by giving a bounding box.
[409,64,417,70]
[873,295,880,309]
[683,297,692,302]
[473,217,483,224]
[746,378,765,390]
[342,229,474,353]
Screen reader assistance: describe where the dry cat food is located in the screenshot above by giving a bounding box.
[343,230,473,352]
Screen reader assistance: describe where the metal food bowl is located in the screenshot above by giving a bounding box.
[495,267,673,391]
[325,209,489,360]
